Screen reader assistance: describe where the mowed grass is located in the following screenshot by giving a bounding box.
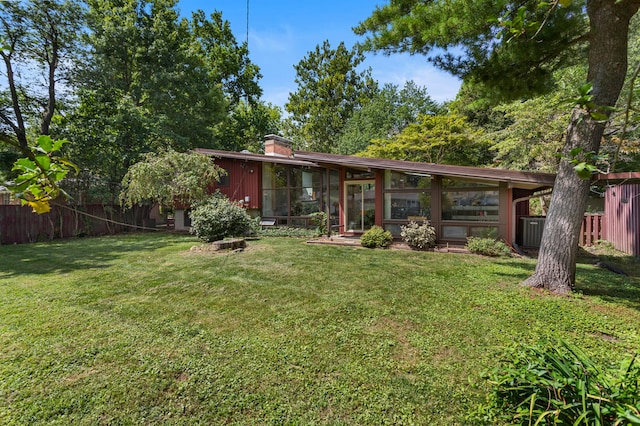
[1,233,639,425]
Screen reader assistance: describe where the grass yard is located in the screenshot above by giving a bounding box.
[1,233,639,425]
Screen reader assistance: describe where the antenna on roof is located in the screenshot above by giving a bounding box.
[246,0,249,49]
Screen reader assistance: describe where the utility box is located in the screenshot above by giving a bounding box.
[521,217,546,248]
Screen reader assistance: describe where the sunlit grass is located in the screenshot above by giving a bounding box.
[1,233,638,424]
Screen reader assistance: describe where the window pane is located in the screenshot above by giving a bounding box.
[290,187,322,215]
[442,191,499,221]
[346,169,375,179]
[385,171,431,189]
[384,192,431,220]
[384,223,403,235]
[262,189,288,216]
[470,227,498,238]
[442,226,467,239]
[442,178,498,188]
[262,163,287,189]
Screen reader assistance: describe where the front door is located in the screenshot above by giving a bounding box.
[345,181,376,232]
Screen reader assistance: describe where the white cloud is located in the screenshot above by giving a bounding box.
[365,54,462,103]
[249,25,295,53]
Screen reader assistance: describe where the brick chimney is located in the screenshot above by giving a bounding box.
[264,134,293,157]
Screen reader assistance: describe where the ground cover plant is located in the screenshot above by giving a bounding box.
[1,233,639,424]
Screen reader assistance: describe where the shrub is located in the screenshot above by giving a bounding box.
[189,194,258,242]
[466,237,511,257]
[360,226,393,249]
[258,226,317,238]
[309,211,328,236]
[473,339,640,425]
[400,220,436,250]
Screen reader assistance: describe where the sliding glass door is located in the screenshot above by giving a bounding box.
[345,181,376,232]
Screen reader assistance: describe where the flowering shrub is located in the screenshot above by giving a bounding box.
[400,220,436,250]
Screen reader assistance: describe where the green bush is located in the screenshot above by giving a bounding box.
[474,339,640,425]
[360,226,393,249]
[400,220,436,250]
[466,237,512,257]
[309,211,328,236]
[189,194,258,242]
[258,226,317,238]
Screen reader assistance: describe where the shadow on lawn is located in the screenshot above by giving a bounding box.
[575,248,640,311]
[493,250,640,311]
[0,233,172,278]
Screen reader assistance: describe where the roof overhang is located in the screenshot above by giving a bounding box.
[195,148,556,190]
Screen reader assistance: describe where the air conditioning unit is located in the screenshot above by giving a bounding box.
[521,217,546,248]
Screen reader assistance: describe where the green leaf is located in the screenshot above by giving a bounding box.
[589,111,608,121]
[569,147,582,157]
[35,154,51,171]
[37,135,53,152]
[12,158,37,173]
[51,138,67,151]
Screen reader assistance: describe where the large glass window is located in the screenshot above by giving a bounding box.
[441,190,499,221]
[383,171,432,226]
[384,192,431,220]
[262,163,328,220]
[385,171,431,190]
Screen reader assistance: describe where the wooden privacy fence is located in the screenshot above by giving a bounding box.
[580,213,605,246]
[0,203,146,245]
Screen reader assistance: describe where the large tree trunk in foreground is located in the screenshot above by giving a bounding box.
[523,0,640,294]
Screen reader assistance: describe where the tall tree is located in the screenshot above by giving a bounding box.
[66,0,262,202]
[336,81,442,155]
[212,101,282,153]
[285,40,378,152]
[356,0,640,294]
[0,0,83,211]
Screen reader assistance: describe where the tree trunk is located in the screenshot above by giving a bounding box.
[523,0,640,294]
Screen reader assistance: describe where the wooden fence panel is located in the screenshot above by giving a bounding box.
[579,214,605,247]
[0,203,143,245]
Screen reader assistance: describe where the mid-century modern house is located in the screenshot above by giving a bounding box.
[174,134,557,246]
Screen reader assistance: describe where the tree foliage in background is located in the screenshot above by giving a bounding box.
[478,66,588,172]
[212,101,282,153]
[357,0,640,294]
[65,0,262,202]
[361,113,491,166]
[335,81,442,155]
[0,0,83,211]
[285,40,378,152]
[120,150,225,211]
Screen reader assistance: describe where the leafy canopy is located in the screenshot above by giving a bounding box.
[355,0,588,102]
[361,113,491,166]
[335,81,442,155]
[120,150,225,210]
[285,40,378,152]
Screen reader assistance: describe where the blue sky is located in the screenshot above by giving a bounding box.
[177,0,461,110]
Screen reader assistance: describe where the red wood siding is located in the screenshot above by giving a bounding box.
[214,159,261,209]
[605,184,640,257]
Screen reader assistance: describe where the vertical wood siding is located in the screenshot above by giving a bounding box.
[214,159,261,209]
[605,184,640,257]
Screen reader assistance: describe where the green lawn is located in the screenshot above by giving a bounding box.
[1,233,639,425]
